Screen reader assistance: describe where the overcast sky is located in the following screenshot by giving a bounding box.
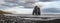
[0,0,60,14]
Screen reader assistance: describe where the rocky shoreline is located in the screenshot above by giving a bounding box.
[0,14,60,23]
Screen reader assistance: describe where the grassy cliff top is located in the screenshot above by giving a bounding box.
[0,10,12,14]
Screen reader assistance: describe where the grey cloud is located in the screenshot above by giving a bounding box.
[39,0,60,2]
[39,0,52,2]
